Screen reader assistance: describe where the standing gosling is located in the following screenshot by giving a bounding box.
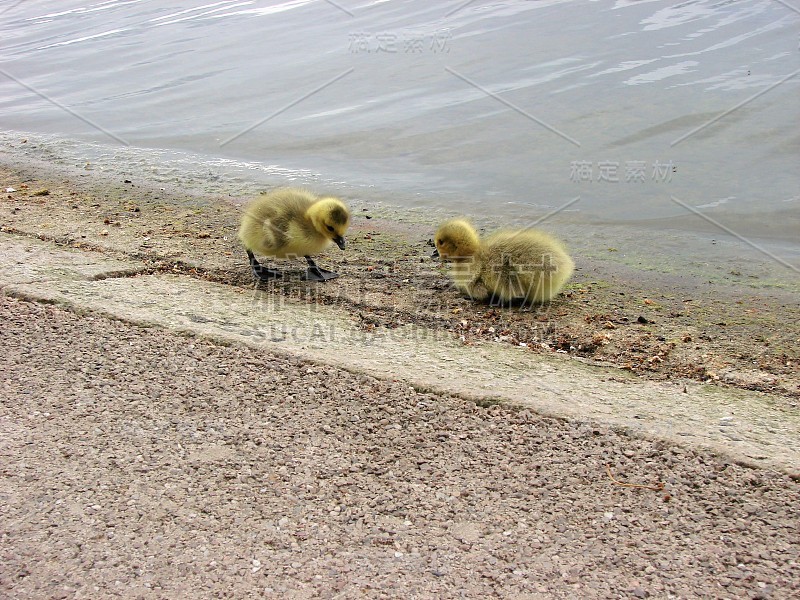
[433,218,574,305]
[239,188,350,281]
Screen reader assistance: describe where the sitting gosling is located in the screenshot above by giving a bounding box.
[238,188,350,282]
[433,218,574,305]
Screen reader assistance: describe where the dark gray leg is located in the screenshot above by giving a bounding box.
[247,250,283,281]
[303,256,339,281]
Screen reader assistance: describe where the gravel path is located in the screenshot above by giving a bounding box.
[1,296,798,599]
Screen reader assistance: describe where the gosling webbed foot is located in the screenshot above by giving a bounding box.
[253,265,284,281]
[303,256,340,282]
[247,250,283,281]
[304,266,340,281]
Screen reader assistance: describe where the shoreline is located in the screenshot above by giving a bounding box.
[2,131,799,282]
[0,148,797,401]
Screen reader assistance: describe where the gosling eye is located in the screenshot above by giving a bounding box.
[326,225,334,232]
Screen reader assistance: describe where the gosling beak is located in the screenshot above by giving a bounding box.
[334,235,346,250]
[431,248,440,259]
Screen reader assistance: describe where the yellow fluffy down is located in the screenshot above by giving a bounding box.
[238,188,350,259]
[435,220,574,305]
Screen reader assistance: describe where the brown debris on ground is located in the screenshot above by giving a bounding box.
[1,162,798,401]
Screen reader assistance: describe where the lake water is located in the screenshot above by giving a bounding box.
[0,0,798,273]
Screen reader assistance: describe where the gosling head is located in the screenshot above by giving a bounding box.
[433,219,480,261]
[308,197,350,250]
